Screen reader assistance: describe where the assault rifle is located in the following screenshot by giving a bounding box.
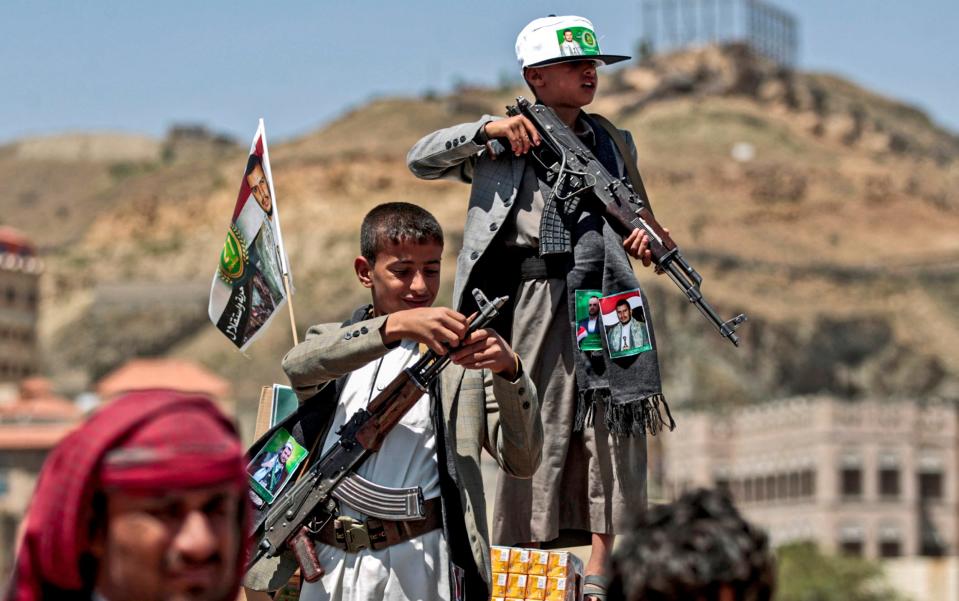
[245,289,507,588]
[506,96,747,346]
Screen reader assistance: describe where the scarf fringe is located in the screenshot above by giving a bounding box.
[574,389,676,437]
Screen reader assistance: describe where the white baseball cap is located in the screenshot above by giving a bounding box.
[515,15,630,69]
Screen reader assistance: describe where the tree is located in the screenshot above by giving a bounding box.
[776,542,910,601]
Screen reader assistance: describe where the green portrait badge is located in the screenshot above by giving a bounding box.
[582,30,597,48]
[218,225,248,284]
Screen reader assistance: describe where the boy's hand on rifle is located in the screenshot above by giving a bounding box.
[382,308,469,355]
[484,116,541,157]
[450,328,518,380]
[624,227,669,270]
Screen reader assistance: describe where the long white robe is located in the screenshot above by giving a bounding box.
[301,341,450,601]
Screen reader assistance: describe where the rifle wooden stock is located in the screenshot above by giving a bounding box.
[356,376,426,451]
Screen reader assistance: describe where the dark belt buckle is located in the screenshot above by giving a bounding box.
[334,516,371,553]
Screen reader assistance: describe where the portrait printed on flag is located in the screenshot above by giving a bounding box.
[575,289,604,352]
[601,289,651,359]
[209,121,290,351]
[248,427,308,504]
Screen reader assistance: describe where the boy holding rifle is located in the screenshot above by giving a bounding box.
[407,15,672,600]
[276,202,542,601]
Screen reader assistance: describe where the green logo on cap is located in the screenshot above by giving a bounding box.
[555,26,600,57]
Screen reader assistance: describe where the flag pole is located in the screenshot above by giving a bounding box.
[258,118,299,345]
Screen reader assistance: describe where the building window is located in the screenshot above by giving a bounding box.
[840,540,863,557]
[839,525,864,557]
[919,471,943,501]
[777,474,789,500]
[841,467,862,498]
[879,540,901,558]
[754,477,765,502]
[800,470,816,498]
[879,467,900,499]
[879,525,902,558]
[788,472,801,499]
[765,475,776,502]
[743,478,754,503]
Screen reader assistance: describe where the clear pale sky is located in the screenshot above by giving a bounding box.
[2,0,956,144]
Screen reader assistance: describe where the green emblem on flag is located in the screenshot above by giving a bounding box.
[218,225,248,284]
[582,31,597,48]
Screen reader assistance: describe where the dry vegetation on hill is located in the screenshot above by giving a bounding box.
[4,44,958,430]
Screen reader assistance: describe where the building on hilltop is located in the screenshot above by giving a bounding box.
[0,378,81,581]
[640,0,798,68]
[0,227,42,385]
[660,396,957,560]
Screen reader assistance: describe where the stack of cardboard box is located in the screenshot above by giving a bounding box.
[489,546,583,601]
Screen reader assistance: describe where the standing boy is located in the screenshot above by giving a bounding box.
[407,15,671,600]
[276,202,542,600]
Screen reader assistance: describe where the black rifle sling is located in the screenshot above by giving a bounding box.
[589,113,655,216]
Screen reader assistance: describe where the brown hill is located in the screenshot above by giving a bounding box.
[9,44,959,437]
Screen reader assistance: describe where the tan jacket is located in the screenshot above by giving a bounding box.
[281,312,543,589]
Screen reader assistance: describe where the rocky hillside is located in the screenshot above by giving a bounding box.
[5,44,958,432]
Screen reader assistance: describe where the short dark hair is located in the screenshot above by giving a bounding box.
[245,153,262,177]
[615,299,631,310]
[360,202,444,263]
[608,488,775,601]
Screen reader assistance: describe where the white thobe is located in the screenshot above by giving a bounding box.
[301,340,450,601]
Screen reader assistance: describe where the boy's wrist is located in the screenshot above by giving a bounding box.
[380,314,403,348]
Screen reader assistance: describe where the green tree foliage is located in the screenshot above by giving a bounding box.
[776,542,910,601]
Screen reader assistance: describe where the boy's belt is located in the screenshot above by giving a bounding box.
[314,497,443,553]
[514,249,569,281]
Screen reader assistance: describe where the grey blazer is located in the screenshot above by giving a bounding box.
[281,313,543,587]
[406,114,638,311]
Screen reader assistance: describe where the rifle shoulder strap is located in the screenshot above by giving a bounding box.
[589,112,655,216]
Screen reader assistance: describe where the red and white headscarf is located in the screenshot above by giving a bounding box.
[6,389,249,601]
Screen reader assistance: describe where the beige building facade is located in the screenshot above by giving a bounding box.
[661,396,958,560]
[0,227,42,383]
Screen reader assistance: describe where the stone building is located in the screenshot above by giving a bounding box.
[661,395,957,559]
[0,378,81,580]
[0,227,42,383]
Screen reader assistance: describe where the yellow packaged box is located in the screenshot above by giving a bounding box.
[508,547,532,574]
[546,551,573,578]
[491,572,508,597]
[506,574,528,598]
[525,575,548,600]
[528,549,550,576]
[545,576,571,601]
[491,546,512,574]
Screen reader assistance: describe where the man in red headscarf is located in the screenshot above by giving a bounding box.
[5,389,250,601]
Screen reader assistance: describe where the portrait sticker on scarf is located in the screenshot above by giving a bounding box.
[575,289,604,352]
[247,427,308,505]
[599,289,651,359]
